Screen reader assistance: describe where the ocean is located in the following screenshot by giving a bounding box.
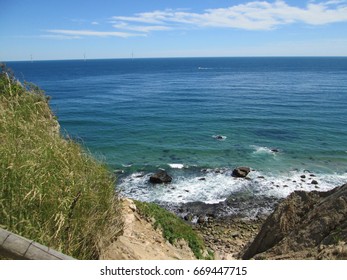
[7,57,347,217]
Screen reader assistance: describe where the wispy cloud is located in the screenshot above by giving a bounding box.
[42,1,347,40]
[46,29,146,38]
[111,0,347,31]
[39,34,82,40]
[112,22,171,33]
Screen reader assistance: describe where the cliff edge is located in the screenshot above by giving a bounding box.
[242,183,347,259]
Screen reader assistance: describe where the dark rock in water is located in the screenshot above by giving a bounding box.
[184,214,193,222]
[197,216,206,224]
[242,183,347,260]
[311,180,319,185]
[198,177,206,181]
[271,149,279,153]
[300,175,306,179]
[213,135,226,140]
[149,170,172,184]
[232,166,251,178]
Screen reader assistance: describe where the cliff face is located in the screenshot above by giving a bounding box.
[242,184,347,260]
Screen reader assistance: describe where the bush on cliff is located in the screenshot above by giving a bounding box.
[0,64,123,259]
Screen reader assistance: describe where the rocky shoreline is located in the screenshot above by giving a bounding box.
[164,182,347,260]
[193,216,264,259]
[104,183,347,260]
[117,167,347,259]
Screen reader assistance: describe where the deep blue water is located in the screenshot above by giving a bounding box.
[6,57,347,212]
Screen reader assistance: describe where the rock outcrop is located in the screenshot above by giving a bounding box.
[232,167,251,178]
[242,183,347,260]
[149,170,172,184]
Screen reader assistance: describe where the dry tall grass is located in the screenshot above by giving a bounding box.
[0,65,123,259]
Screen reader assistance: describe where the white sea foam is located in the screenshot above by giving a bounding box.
[168,163,185,169]
[118,168,347,208]
[251,145,278,155]
[198,67,212,70]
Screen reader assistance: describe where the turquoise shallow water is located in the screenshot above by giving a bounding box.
[7,57,347,211]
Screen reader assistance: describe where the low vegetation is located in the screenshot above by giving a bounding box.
[134,200,213,259]
[0,64,123,259]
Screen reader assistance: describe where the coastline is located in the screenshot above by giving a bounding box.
[107,182,347,260]
[118,166,347,221]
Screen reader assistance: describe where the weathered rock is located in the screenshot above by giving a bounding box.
[184,214,193,222]
[232,166,251,178]
[197,216,206,224]
[149,170,172,184]
[242,184,347,260]
[311,180,319,185]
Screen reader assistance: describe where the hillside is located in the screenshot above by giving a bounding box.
[0,65,123,259]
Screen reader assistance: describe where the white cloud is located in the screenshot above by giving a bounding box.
[46,29,146,38]
[111,1,347,31]
[42,1,347,41]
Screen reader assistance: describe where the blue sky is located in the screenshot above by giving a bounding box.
[1,0,347,61]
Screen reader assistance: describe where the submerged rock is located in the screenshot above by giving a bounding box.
[213,135,227,140]
[149,170,172,184]
[232,166,251,178]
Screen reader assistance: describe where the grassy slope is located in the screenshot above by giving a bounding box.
[0,65,123,259]
[134,200,213,259]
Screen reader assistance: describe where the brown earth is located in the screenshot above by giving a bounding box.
[100,199,196,260]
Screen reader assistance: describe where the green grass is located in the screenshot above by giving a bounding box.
[0,64,123,259]
[134,200,213,259]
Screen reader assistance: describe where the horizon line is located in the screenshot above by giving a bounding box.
[3,55,347,63]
